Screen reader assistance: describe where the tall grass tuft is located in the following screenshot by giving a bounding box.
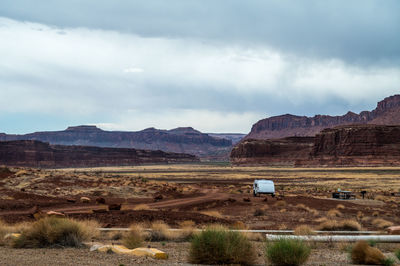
[122,224,144,249]
[189,226,255,265]
[12,217,96,248]
[265,238,311,265]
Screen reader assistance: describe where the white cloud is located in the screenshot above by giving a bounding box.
[0,17,399,132]
[123,67,143,73]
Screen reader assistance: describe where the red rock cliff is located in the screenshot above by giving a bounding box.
[0,140,199,168]
[247,95,400,140]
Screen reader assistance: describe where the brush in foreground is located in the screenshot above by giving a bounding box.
[265,238,311,266]
[189,226,255,265]
[351,240,386,265]
[12,217,97,248]
[122,224,144,249]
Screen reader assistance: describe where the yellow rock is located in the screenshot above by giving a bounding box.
[92,244,167,259]
[4,233,21,240]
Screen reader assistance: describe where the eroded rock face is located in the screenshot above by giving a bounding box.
[230,137,314,166]
[302,125,400,166]
[0,140,199,168]
[231,125,400,167]
[247,95,400,140]
[0,126,234,160]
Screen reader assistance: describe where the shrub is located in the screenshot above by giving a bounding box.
[336,204,345,210]
[189,226,255,265]
[12,217,94,248]
[254,208,265,216]
[372,218,393,229]
[294,225,315,236]
[318,219,361,231]
[265,238,311,265]
[122,224,144,249]
[351,240,385,265]
[327,209,342,218]
[382,257,395,266]
[395,249,400,260]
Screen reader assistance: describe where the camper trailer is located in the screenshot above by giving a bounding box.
[253,179,275,197]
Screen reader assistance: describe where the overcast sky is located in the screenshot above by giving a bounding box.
[0,0,399,134]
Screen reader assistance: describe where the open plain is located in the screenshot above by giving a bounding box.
[1,164,400,265]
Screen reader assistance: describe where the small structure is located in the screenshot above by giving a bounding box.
[332,189,355,200]
[253,180,275,197]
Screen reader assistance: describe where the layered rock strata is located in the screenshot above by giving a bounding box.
[247,95,400,140]
[231,125,400,167]
[0,140,199,168]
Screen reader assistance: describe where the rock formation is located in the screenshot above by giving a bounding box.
[230,137,314,166]
[247,95,400,140]
[231,125,400,167]
[0,126,236,160]
[0,140,199,168]
[300,125,400,166]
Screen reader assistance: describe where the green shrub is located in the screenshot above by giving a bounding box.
[265,238,311,266]
[382,257,395,266]
[189,226,255,265]
[12,217,92,248]
[395,249,400,260]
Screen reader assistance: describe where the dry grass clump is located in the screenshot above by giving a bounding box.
[177,220,196,241]
[336,204,345,210]
[318,219,361,231]
[294,225,316,236]
[12,217,97,248]
[327,209,342,218]
[274,200,287,207]
[372,211,380,217]
[122,224,145,249]
[351,240,387,265]
[200,210,223,219]
[132,204,151,211]
[189,226,256,265]
[147,221,189,241]
[265,238,311,266]
[231,221,247,230]
[372,218,394,229]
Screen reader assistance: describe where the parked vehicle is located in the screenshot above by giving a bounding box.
[253,179,275,197]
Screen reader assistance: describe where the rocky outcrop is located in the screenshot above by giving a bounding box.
[0,126,234,160]
[231,125,400,167]
[247,95,400,140]
[230,137,314,166]
[299,125,400,166]
[0,140,199,168]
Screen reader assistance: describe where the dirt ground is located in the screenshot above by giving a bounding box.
[1,164,400,265]
[0,242,398,266]
[1,164,399,230]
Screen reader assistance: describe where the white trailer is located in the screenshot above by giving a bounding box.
[253,179,275,197]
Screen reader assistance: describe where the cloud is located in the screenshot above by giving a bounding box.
[0,17,399,133]
[0,0,399,64]
[124,67,144,73]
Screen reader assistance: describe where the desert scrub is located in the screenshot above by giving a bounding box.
[318,219,361,231]
[395,249,400,260]
[12,217,96,248]
[265,238,311,265]
[122,224,144,249]
[294,225,315,235]
[351,240,387,265]
[189,226,255,265]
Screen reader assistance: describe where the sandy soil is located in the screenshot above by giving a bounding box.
[1,165,400,230]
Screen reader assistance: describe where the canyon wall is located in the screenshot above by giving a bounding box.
[247,95,400,140]
[0,140,199,168]
[231,125,400,167]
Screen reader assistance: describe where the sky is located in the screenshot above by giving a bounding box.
[0,0,399,134]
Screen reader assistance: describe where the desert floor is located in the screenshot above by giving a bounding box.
[1,163,400,265]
